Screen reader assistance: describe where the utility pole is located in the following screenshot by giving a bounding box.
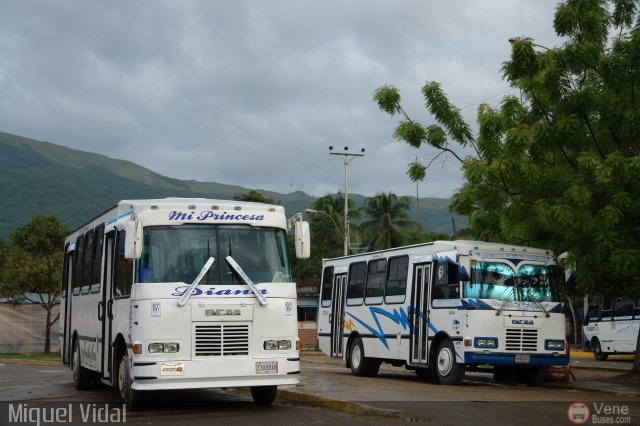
[329,146,365,256]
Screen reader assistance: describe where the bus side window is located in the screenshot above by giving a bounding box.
[114,230,133,298]
[385,255,408,304]
[365,259,386,305]
[92,225,104,291]
[585,303,600,325]
[635,299,640,319]
[346,262,366,306]
[431,260,460,302]
[601,297,613,321]
[82,230,93,294]
[61,243,70,298]
[73,236,84,296]
[613,297,634,320]
[320,266,334,308]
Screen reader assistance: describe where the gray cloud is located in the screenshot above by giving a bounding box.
[0,0,560,198]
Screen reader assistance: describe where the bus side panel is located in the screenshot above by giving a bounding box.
[71,291,102,372]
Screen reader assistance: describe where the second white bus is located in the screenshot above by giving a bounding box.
[583,295,639,360]
[317,240,568,385]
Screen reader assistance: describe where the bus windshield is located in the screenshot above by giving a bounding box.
[464,261,556,302]
[137,224,292,284]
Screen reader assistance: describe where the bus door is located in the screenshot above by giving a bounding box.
[410,263,431,365]
[99,232,115,383]
[330,273,347,358]
[61,250,74,365]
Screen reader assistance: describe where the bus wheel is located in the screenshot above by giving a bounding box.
[349,337,366,376]
[250,385,277,405]
[516,366,545,387]
[415,367,434,381]
[592,338,609,361]
[72,340,92,390]
[435,340,464,385]
[493,365,515,383]
[118,353,142,411]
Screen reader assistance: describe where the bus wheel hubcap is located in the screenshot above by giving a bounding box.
[438,348,453,376]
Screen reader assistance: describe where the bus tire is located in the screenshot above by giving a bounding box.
[250,385,277,405]
[493,365,515,382]
[434,340,464,385]
[592,338,608,361]
[72,340,92,390]
[516,366,545,387]
[364,358,381,377]
[349,337,376,377]
[415,367,434,381]
[118,353,142,411]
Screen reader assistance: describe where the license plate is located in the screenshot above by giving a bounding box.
[160,362,185,376]
[255,361,278,375]
[515,354,530,364]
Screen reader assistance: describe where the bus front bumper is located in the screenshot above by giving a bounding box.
[464,352,569,366]
[131,357,300,391]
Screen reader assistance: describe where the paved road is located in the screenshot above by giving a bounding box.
[0,362,403,426]
[1,355,638,425]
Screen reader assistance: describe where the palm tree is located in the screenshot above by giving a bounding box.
[360,192,421,250]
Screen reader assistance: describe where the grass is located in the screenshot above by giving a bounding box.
[0,352,62,362]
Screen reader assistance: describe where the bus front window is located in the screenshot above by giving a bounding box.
[464,261,557,302]
[137,225,292,284]
[517,264,556,302]
[465,262,516,301]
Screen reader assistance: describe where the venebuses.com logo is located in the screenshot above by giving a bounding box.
[567,401,632,424]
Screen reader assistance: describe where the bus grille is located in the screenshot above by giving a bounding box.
[194,324,250,356]
[505,328,538,351]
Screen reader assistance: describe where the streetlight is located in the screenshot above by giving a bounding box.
[305,208,344,239]
[329,146,365,256]
[508,36,551,51]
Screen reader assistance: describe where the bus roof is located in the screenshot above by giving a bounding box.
[66,197,286,240]
[323,240,553,263]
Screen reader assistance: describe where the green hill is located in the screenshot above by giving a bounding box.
[0,131,466,240]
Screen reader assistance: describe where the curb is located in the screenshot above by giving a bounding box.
[547,381,640,398]
[275,388,409,420]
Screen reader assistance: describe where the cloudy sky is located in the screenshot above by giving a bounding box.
[0,0,561,199]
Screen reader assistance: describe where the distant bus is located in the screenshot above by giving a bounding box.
[583,295,639,360]
[59,198,310,409]
[317,240,568,386]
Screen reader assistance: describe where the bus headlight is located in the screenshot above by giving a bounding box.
[148,343,180,353]
[545,340,565,351]
[164,342,180,353]
[474,337,498,349]
[263,339,292,350]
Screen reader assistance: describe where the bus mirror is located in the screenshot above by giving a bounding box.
[449,263,459,285]
[434,260,459,285]
[124,220,142,259]
[295,221,310,259]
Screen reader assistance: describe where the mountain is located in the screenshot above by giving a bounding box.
[0,131,467,240]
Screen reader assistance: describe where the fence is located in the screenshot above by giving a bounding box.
[0,303,60,353]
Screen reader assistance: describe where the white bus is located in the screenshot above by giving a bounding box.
[59,198,310,409]
[583,295,639,360]
[317,240,568,386]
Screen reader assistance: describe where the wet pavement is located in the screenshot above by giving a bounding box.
[270,349,640,419]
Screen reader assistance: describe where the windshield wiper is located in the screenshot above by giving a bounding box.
[495,286,516,316]
[532,300,550,317]
[177,257,215,307]
[226,256,268,306]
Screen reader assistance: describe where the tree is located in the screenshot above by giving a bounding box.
[374,0,640,371]
[360,192,422,250]
[233,190,278,204]
[0,215,68,353]
[289,193,361,289]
